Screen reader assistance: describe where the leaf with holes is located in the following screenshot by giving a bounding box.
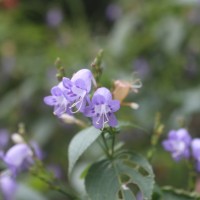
[85,151,155,200]
[68,126,101,175]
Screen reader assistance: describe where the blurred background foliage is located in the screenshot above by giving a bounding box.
[0,0,200,198]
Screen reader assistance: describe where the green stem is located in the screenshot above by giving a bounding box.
[101,131,111,159]
[186,160,196,191]
[30,170,77,199]
[111,133,115,159]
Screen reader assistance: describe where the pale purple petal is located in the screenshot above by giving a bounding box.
[30,141,43,160]
[0,172,17,200]
[84,106,95,117]
[71,69,93,92]
[75,98,87,113]
[63,90,78,101]
[0,129,9,149]
[43,96,56,106]
[94,87,112,101]
[92,115,104,129]
[4,144,33,175]
[176,129,191,145]
[168,130,177,139]
[53,103,67,116]
[92,95,106,105]
[162,140,173,152]
[62,77,73,89]
[191,139,200,159]
[74,79,87,90]
[51,86,63,96]
[108,100,120,112]
[0,150,4,159]
[108,113,118,127]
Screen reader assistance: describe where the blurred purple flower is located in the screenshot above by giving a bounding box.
[3,143,35,176]
[106,4,122,21]
[162,128,191,161]
[63,69,94,113]
[0,171,17,200]
[136,192,142,200]
[84,87,120,129]
[191,138,200,171]
[188,10,200,25]
[133,58,150,80]
[44,82,71,116]
[46,7,63,28]
[0,129,9,150]
[47,164,62,179]
[30,141,43,160]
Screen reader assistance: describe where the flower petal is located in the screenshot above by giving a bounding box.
[109,100,120,112]
[75,98,87,113]
[71,69,93,92]
[108,113,118,127]
[44,96,57,106]
[84,106,95,117]
[92,94,105,105]
[94,87,112,102]
[63,90,78,102]
[74,79,87,90]
[4,144,32,175]
[62,77,73,89]
[51,86,63,96]
[0,172,17,200]
[191,138,200,159]
[53,103,67,116]
[92,116,103,129]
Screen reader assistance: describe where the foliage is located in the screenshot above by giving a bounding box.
[0,0,200,199]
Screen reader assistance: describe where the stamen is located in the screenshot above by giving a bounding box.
[132,79,142,89]
[70,95,85,113]
[53,97,67,115]
[96,105,109,128]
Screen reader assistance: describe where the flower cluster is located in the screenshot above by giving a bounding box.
[162,128,200,171]
[0,129,42,200]
[44,69,120,129]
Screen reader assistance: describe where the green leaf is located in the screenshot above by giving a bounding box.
[68,126,101,175]
[161,186,200,200]
[118,121,148,133]
[16,183,47,200]
[85,151,154,200]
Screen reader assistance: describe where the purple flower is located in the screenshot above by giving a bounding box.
[162,128,191,161]
[63,69,95,113]
[133,58,150,80]
[84,87,120,129]
[44,82,70,116]
[0,171,17,200]
[3,144,34,176]
[46,7,63,28]
[106,4,122,21]
[0,129,9,150]
[191,139,200,171]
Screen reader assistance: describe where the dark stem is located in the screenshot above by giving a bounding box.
[186,160,196,191]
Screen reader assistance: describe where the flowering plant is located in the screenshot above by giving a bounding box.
[1,51,200,200]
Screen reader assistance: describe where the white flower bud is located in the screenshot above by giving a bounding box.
[11,133,24,144]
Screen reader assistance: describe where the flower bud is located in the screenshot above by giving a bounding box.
[11,133,24,144]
